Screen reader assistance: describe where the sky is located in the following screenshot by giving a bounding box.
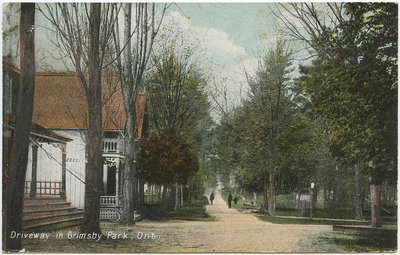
[2,3,284,119]
[165,3,279,115]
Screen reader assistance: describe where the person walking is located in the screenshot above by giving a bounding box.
[210,192,215,205]
[228,192,233,208]
[233,195,238,204]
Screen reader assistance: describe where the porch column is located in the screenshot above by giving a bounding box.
[60,143,66,199]
[115,158,120,206]
[30,143,38,198]
[103,163,108,195]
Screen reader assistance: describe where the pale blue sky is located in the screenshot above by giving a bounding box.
[2,3,285,117]
[169,3,276,55]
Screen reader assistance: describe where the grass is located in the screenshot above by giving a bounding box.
[255,213,370,226]
[317,232,397,252]
[142,197,214,222]
[221,187,397,225]
[166,204,215,221]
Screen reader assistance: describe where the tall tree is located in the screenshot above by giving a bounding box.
[4,3,36,251]
[39,3,118,233]
[246,41,293,215]
[112,3,167,225]
[81,3,103,234]
[281,3,398,226]
[145,34,209,210]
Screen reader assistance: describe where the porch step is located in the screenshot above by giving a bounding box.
[24,201,72,211]
[23,207,77,218]
[23,198,83,231]
[23,217,83,232]
[23,211,83,226]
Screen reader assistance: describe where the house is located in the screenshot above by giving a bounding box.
[2,56,84,231]
[31,71,148,218]
[2,3,148,222]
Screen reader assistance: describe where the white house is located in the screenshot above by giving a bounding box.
[31,72,148,214]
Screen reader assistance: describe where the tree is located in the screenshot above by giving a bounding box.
[39,3,118,234]
[246,41,293,215]
[148,36,209,137]
[145,32,209,210]
[112,3,167,225]
[283,3,398,226]
[139,132,198,186]
[138,131,199,211]
[4,3,36,251]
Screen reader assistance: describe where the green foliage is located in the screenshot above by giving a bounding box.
[148,34,209,138]
[138,131,199,185]
[299,3,397,183]
[211,42,337,196]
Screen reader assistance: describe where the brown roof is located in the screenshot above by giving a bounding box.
[4,113,72,143]
[33,72,147,138]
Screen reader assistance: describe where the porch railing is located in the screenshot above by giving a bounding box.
[100,195,119,207]
[100,195,121,221]
[103,138,124,155]
[25,181,63,196]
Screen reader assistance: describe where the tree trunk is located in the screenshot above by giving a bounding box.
[161,185,168,211]
[139,178,144,207]
[174,182,179,210]
[180,184,184,207]
[323,187,327,209]
[262,175,268,212]
[331,186,337,210]
[119,3,139,225]
[370,184,382,227]
[5,3,36,251]
[155,185,160,204]
[267,128,277,216]
[188,178,192,203]
[80,3,102,235]
[120,113,137,225]
[268,166,276,216]
[355,163,362,220]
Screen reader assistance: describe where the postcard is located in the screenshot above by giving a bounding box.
[2,2,397,253]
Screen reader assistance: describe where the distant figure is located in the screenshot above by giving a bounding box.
[228,192,233,208]
[233,195,238,204]
[210,192,214,205]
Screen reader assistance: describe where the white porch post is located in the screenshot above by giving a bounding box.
[115,158,120,206]
[60,143,67,199]
[103,163,108,195]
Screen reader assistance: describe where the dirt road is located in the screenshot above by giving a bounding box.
[23,184,342,253]
[125,186,341,253]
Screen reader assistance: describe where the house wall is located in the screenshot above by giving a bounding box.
[25,129,127,209]
[26,142,63,183]
[25,130,86,208]
[58,130,87,209]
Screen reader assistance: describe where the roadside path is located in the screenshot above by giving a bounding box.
[127,184,341,253]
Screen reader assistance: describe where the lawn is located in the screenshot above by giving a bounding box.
[255,214,370,226]
[142,197,214,222]
[317,232,397,252]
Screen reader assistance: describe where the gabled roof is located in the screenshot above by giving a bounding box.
[33,72,147,138]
